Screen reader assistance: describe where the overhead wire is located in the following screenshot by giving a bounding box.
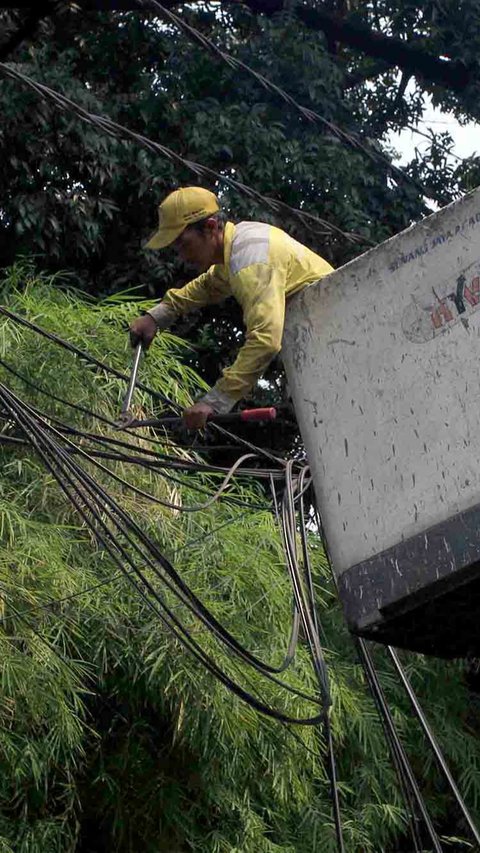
[0,306,288,467]
[279,460,344,851]
[0,352,128,429]
[309,501,433,850]
[2,406,314,723]
[0,381,325,712]
[0,427,275,511]
[308,499,480,850]
[4,386,344,850]
[386,645,480,848]
[354,636,436,852]
[47,438,263,513]
[0,145,462,850]
[0,305,179,410]
[0,351,268,457]
[0,310,286,473]
[0,62,369,246]
[52,423,283,479]
[298,472,327,648]
[0,348,239,456]
[207,419,285,466]
[307,504,432,851]
[140,0,436,205]
[0,410,277,510]
[25,439,278,507]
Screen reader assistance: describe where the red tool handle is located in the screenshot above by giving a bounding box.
[239,407,277,423]
[124,407,277,430]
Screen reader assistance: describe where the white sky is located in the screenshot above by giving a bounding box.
[389,97,479,166]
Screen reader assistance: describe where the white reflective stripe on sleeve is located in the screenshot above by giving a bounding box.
[200,387,237,414]
[147,303,178,329]
[229,222,270,275]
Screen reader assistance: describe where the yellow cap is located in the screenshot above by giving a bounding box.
[144,186,220,250]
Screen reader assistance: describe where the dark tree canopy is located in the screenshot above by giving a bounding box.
[3,0,480,97]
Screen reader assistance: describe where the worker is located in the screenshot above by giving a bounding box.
[130,186,334,429]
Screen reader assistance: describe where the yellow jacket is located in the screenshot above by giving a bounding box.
[148,220,333,412]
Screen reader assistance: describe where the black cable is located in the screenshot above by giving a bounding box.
[1,414,280,482]
[0,384,282,516]
[355,637,441,852]
[0,382,324,715]
[387,645,480,848]
[282,462,330,703]
[0,353,123,428]
[0,311,288,473]
[0,305,179,410]
[0,311,449,849]
[296,474,344,851]
[2,424,276,510]
[0,350,258,458]
[2,314,473,851]
[76,445,262,513]
[310,502,442,851]
[48,438,305,684]
[4,397,316,721]
[0,353,252,457]
[0,508,260,639]
[0,311,345,843]
[0,59,447,829]
[298,475,326,646]
[0,430,273,511]
[208,420,286,467]
[311,484,479,849]
[53,422,283,479]
[280,463,345,852]
[272,466,338,841]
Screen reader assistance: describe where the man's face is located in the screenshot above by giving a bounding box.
[172,221,220,272]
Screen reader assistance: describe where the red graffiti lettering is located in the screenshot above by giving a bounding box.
[431,302,453,329]
[463,285,480,307]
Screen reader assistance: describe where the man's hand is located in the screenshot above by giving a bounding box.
[183,401,214,430]
[129,314,157,349]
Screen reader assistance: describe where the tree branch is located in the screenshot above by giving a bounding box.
[344,59,391,88]
[233,0,472,93]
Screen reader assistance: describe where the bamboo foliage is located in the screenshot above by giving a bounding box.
[0,264,479,851]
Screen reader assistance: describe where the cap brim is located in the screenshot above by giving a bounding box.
[144,224,184,250]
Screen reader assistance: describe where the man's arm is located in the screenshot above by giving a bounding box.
[130,267,228,347]
[199,263,286,414]
[150,268,228,322]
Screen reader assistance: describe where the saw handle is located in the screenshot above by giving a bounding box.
[222,407,277,425]
[124,407,277,429]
